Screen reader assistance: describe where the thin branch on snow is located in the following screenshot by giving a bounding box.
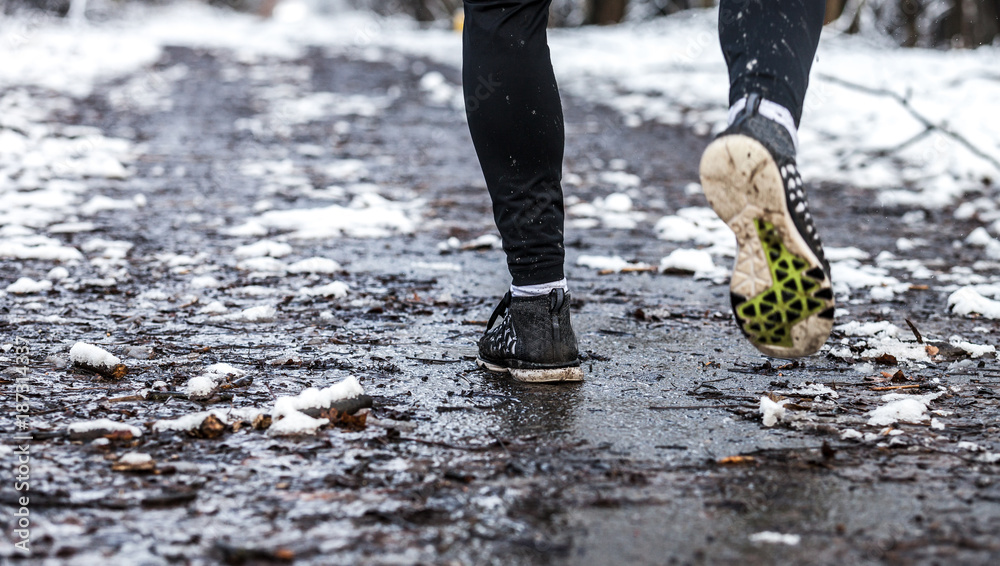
[816,73,1000,173]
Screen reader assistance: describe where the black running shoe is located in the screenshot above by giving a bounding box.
[699,94,835,358]
[476,288,584,382]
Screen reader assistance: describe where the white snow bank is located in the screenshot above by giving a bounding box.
[788,383,839,399]
[185,363,247,398]
[236,257,287,274]
[67,419,142,437]
[835,320,900,337]
[287,257,342,273]
[948,286,1000,319]
[299,281,350,298]
[867,392,943,426]
[949,336,996,358]
[5,2,997,212]
[272,375,365,420]
[576,255,650,272]
[759,396,789,427]
[255,194,416,239]
[227,305,277,323]
[153,407,264,433]
[6,277,52,294]
[658,248,717,278]
[234,240,293,258]
[70,342,121,367]
[749,532,801,546]
[268,411,329,436]
[832,320,928,364]
[567,192,646,229]
[653,207,733,256]
[824,246,871,261]
[118,452,153,466]
[830,259,907,300]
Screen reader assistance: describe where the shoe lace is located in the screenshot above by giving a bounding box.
[485,291,512,331]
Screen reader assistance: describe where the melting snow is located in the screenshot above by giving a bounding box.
[70,342,121,368]
[759,396,789,427]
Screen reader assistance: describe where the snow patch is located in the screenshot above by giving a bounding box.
[749,532,801,546]
[6,277,52,294]
[70,342,121,368]
[759,396,789,427]
[67,419,142,438]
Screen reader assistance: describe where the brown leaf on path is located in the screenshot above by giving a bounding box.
[317,407,368,431]
[252,414,272,430]
[191,414,226,439]
[873,353,898,366]
[112,455,156,473]
[74,360,128,380]
[926,344,940,356]
[717,455,756,465]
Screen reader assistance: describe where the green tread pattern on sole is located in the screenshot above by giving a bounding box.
[735,218,828,348]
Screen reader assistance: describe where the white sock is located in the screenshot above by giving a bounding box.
[510,278,568,298]
[728,95,799,153]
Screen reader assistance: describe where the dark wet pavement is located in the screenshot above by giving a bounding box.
[1,44,999,565]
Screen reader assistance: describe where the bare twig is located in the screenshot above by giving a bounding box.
[905,319,923,344]
[870,384,921,391]
[816,73,1000,173]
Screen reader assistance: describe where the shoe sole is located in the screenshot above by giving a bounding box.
[476,358,584,383]
[699,134,834,358]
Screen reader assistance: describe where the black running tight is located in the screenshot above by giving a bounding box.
[463,0,825,286]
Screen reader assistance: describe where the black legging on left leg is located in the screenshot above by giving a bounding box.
[463,0,566,286]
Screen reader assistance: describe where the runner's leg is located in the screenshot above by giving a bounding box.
[463,0,566,286]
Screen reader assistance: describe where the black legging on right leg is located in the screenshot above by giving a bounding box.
[463,0,826,286]
[719,0,825,126]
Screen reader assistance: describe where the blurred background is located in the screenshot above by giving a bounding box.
[4,0,1000,49]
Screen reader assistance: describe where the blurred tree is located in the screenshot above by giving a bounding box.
[584,0,628,24]
[831,0,1000,47]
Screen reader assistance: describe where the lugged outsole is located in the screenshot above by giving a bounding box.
[699,134,834,358]
[476,358,584,383]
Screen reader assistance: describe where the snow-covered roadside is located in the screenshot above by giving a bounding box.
[7,4,998,204]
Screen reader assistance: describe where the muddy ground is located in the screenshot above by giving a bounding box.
[2,44,1000,565]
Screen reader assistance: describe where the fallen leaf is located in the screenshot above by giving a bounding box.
[192,414,226,439]
[873,353,898,366]
[718,455,756,465]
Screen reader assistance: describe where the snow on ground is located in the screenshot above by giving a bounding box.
[6,3,997,211]
[269,376,365,436]
[69,342,122,368]
[867,391,944,426]
[948,285,1000,319]
[576,255,651,273]
[829,320,931,365]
